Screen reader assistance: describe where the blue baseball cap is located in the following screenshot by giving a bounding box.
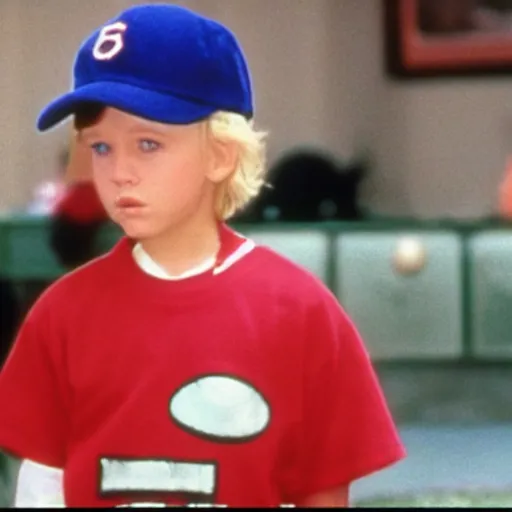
[37,3,253,131]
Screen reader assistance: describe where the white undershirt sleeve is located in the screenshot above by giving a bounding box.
[14,459,65,508]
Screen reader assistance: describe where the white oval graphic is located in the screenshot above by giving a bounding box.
[169,375,270,441]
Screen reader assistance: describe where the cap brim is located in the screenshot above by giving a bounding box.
[37,81,217,131]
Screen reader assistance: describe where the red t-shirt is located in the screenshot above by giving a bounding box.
[0,225,405,507]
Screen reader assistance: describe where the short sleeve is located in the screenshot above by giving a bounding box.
[0,294,69,468]
[293,290,406,501]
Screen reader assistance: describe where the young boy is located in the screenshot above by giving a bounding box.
[0,3,405,507]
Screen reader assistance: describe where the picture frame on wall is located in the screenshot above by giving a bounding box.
[385,0,512,78]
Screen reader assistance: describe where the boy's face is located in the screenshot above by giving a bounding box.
[79,107,226,241]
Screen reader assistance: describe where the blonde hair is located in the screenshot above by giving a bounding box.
[207,111,268,220]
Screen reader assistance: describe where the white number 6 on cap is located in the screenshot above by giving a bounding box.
[93,21,127,61]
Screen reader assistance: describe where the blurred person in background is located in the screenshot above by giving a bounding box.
[20,140,109,316]
[49,134,109,270]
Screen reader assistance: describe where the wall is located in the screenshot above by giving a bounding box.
[1,0,512,218]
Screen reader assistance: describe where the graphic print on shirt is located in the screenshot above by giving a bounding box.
[99,374,271,506]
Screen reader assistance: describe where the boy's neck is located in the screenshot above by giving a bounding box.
[137,216,221,277]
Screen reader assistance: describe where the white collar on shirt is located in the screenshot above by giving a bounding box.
[132,237,255,281]
[132,242,216,280]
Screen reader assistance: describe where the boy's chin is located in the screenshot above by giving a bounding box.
[117,220,175,244]
[117,222,156,242]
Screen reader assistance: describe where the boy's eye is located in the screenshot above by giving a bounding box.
[90,142,111,156]
[139,139,161,152]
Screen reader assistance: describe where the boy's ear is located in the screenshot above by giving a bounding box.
[206,137,239,184]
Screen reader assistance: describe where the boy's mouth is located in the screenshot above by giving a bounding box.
[115,196,146,209]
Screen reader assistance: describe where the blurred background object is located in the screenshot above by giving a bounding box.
[25,147,67,216]
[498,156,512,219]
[0,278,21,370]
[234,148,369,223]
[392,236,427,276]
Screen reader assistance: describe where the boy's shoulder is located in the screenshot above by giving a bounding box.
[247,243,339,310]
[247,243,361,360]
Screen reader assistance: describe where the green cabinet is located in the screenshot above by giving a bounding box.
[0,216,122,280]
[0,217,64,280]
[468,231,512,359]
[334,231,464,360]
